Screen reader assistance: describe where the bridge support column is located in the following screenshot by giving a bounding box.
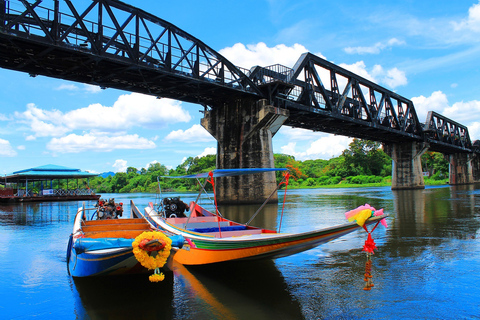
[201,99,289,204]
[448,153,474,185]
[471,155,480,182]
[384,142,428,190]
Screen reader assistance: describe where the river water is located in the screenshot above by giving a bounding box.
[0,185,479,319]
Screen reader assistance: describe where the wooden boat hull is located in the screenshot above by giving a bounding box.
[67,201,184,277]
[67,241,145,277]
[145,206,386,265]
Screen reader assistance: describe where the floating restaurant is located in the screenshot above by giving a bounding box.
[0,164,100,203]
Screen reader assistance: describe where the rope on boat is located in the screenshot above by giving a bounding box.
[277,172,290,233]
[246,172,289,227]
[207,171,222,238]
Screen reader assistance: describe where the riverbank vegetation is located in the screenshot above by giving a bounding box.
[86,139,449,193]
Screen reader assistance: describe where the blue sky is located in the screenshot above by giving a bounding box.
[1,0,480,174]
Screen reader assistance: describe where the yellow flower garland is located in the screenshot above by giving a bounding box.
[132,231,172,282]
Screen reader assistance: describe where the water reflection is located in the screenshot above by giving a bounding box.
[1,187,480,319]
[172,260,303,320]
[391,186,480,244]
[218,203,278,230]
[72,274,175,319]
[0,201,91,226]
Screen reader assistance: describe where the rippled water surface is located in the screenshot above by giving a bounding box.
[1,185,479,319]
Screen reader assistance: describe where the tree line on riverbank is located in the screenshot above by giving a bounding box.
[87,139,449,193]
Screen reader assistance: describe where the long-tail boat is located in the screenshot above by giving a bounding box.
[66,199,184,278]
[143,169,387,266]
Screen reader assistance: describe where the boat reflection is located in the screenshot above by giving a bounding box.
[72,274,175,319]
[172,259,304,319]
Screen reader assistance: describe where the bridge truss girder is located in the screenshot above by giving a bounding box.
[0,0,260,104]
[424,111,472,153]
[0,0,475,155]
[261,53,424,144]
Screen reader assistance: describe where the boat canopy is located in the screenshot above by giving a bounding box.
[163,168,288,179]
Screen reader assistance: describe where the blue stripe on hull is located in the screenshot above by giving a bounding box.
[68,246,145,277]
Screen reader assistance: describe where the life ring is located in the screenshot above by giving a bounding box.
[168,213,177,218]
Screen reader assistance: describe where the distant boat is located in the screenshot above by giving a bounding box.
[144,169,387,266]
[66,199,184,277]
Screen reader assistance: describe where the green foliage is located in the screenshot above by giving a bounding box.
[84,139,450,193]
[422,152,449,178]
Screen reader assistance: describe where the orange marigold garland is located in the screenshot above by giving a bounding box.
[363,254,374,290]
[360,222,381,290]
[132,231,172,282]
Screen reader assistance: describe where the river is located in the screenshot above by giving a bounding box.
[0,185,479,319]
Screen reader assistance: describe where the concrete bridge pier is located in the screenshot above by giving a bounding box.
[471,155,480,182]
[384,142,428,190]
[201,99,289,204]
[448,153,474,185]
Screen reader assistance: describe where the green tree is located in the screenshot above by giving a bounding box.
[422,152,448,179]
[342,139,391,177]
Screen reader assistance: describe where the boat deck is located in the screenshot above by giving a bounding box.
[81,218,152,239]
[166,216,276,238]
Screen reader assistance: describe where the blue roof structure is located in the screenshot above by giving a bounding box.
[5,164,98,181]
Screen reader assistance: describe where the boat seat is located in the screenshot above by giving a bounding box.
[183,221,230,229]
[167,216,219,224]
[83,229,151,239]
[81,218,152,239]
[206,228,264,238]
[188,225,247,233]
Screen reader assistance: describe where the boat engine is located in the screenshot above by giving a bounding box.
[95,198,123,219]
[163,197,189,218]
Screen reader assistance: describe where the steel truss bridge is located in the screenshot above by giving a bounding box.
[0,0,476,154]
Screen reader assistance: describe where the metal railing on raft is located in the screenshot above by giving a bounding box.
[14,188,97,197]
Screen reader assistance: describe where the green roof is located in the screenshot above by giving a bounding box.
[5,164,98,181]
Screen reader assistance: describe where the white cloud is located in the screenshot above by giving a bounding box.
[278,127,329,141]
[340,61,376,82]
[113,159,127,172]
[279,135,352,161]
[341,62,407,89]
[17,145,25,150]
[55,84,79,91]
[0,113,10,121]
[15,103,69,138]
[453,1,480,32]
[164,124,214,143]
[305,136,353,159]
[145,160,159,169]
[220,42,406,89]
[443,100,480,123]
[467,122,480,141]
[411,91,449,120]
[0,139,17,157]
[65,93,191,131]
[383,67,408,88]
[15,93,191,139]
[197,147,217,158]
[83,84,102,94]
[219,42,320,69]
[344,38,405,55]
[55,83,103,94]
[410,91,480,139]
[46,133,156,153]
